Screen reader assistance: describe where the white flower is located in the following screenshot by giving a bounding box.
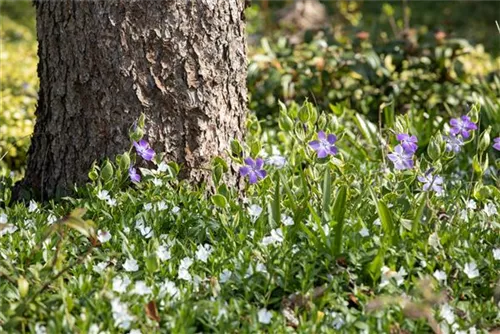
[257,308,272,324]
[180,256,193,269]
[47,214,57,225]
[281,214,294,226]
[157,201,168,211]
[459,209,469,222]
[248,205,263,220]
[178,268,192,281]
[178,257,193,281]
[261,228,284,246]
[97,230,112,243]
[466,200,477,210]
[144,203,153,211]
[28,200,39,213]
[157,244,171,262]
[219,269,232,283]
[129,330,142,334]
[266,155,287,169]
[88,324,100,334]
[428,232,441,250]
[97,190,110,201]
[35,323,47,334]
[172,206,180,214]
[135,219,153,238]
[132,281,152,295]
[463,262,479,279]
[195,244,213,263]
[380,266,407,287]
[112,276,131,293]
[123,258,139,272]
[330,312,345,330]
[373,218,381,226]
[107,198,117,207]
[255,262,267,273]
[157,161,168,173]
[123,226,130,234]
[359,227,369,237]
[0,213,7,224]
[484,203,497,217]
[433,270,447,283]
[0,224,18,237]
[110,298,134,330]
[152,178,163,187]
[159,279,180,299]
[93,261,109,274]
[440,304,455,324]
[493,248,500,261]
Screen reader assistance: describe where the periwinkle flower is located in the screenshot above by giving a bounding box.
[445,135,464,153]
[449,116,477,138]
[133,139,155,161]
[239,158,267,184]
[129,166,141,183]
[418,170,444,195]
[266,155,287,169]
[309,131,338,158]
[396,134,418,153]
[387,145,414,170]
[493,137,500,151]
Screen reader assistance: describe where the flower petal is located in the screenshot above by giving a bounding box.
[255,158,264,169]
[309,140,321,150]
[244,157,255,167]
[327,134,337,144]
[239,166,250,176]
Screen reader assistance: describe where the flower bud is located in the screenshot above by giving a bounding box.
[478,127,491,152]
[427,134,443,161]
[18,276,29,298]
[100,160,114,181]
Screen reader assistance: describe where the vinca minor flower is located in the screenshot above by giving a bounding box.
[133,139,155,161]
[418,170,444,195]
[129,166,140,183]
[445,135,464,153]
[493,137,500,151]
[449,116,477,138]
[396,133,418,153]
[387,145,414,170]
[239,158,267,184]
[309,131,338,158]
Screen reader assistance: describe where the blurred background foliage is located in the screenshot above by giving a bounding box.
[1,0,499,175]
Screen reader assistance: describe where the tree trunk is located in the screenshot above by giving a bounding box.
[16,0,247,200]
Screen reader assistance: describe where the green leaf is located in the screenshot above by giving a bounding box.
[332,186,348,256]
[211,194,227,208]
[271,173,280,224]
[370,188,397,246]
[321,168,332,224]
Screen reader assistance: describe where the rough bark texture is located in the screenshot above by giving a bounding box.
[18,0,247,200]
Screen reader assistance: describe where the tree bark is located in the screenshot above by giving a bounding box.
[16,0,247,200]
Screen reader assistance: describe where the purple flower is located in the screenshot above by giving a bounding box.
[449,116,477,138]
[387,145,414,170]
[493,137,500,151]
[133,140,155,161]
[239,158,267,184]
[309,131,338,158]
[396,134,418,154]
[418,171,444,195]
[445,135,464,153]
[129,166,141,183]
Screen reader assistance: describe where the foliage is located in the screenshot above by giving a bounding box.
[248,36,500,130]
[0,15,38,175]
[1,104,500,332]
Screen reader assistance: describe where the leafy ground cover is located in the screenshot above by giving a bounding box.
[1,103,500,333]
